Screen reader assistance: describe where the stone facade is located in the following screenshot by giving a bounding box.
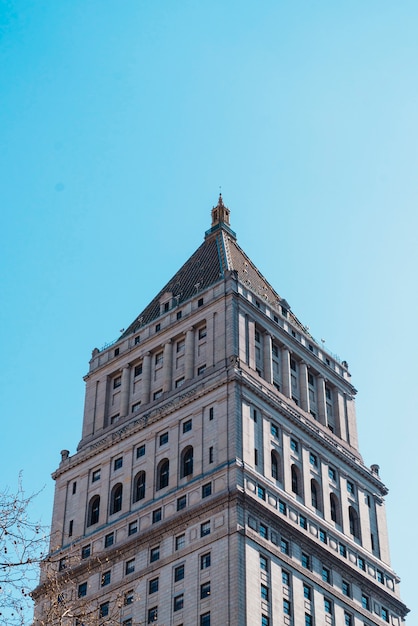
[33,196,408,625]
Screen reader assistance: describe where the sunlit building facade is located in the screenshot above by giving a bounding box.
[34,196,408,625]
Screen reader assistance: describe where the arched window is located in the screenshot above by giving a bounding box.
[87,495,100,526]
[181,446,193,478]
[291,464,301,496]
[133,471,146,503]
[157,459,169,490]
[349,506,360,539]
[110,483,123,515]
[311,479,322,512]
[330,492,340,524]
[271,450,280,481]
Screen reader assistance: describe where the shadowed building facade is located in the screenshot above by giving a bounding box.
[34,196,408,625]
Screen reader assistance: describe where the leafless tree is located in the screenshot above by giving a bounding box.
[0,476,47,626]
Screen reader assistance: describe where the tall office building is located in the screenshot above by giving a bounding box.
[34,196,408,625]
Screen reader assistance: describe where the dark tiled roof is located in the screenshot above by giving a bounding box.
[120,218,307,339]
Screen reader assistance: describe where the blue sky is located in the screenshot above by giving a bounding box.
[1,0,416,619]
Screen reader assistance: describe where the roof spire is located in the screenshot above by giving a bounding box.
[211,193,230,227]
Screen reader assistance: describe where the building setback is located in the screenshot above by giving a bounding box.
[34,196,408,625]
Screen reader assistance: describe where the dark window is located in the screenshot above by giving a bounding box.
[322,566,331,583]
[183,419,192,433]
[113,376,121,389]
[152,508,161,523]
[283,599,291,615]
[362,594,370,610]
[134,335,140,344]
[201,521,210,537]
[132,401,141,412]
[339,543,347,557]
[309,453,317,466]
[302,553,310,569]
[104,532,114,548]
[159,432,168,445]
[324,598,333,614]
[330,493,339,523]
[279,500,287,514]
[202,483,212,498]
[148,607,158,623]
[68,520,73,537]
[125,590,134,605]
[271,423,279,437]
[150,546,160,562]
[174,564,185,581]
[209,407,214,420]
[299,515,307,529]
[177,310,182,319]
[262,616,269,626]
[291,464,300,495]
[134,363,143,377]
[201,552,211,569]
[257,485,265,500]
[198,326,207,339]
[87,496,100,526]
[209,446,214,463]
[200,582,211,599]
[114,457,123,470]
[137,444,145,458]
[282,570,290,585]
[344,612,353,626]
[198,298,204,307]
[254,448,258,466]
[381,607,389,622]
[200,612,210,626]
[342,580,351,597]
[259,523,268,539]
[78,582,87,598]
[81,545,91,559]
[311,480,319,509]
[271,451,279,480]
[280,538,289,555]
[128,520,138,535]
[149,577,159,594]
[377,570,384,584]
[358,556,366,571]
[157,459,169,489]
[110,483,123,514]
[175,534,185,550]
[261,584,269,601]
[181,446,193,477]
[58,558,66,571]
[92,469,101,482]
[305,615,313,626]
[303,584,311,600]
[99,602,109,617]
[72,481,77,495]
[174,594,184,611]
[198,364,206,375]
[133,471,146,502]
[347,480,355,495]
[177,495,187,510]
[259,555,268,571]
[125,559,135,575]
[155,323,161,332]
[349,506,360,538]
[153,389,163,400]
[101,571,111,586]
[114,347,119,356]
[319,529,327,543]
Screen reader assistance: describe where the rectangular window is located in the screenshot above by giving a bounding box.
[132,401,141,412]
[68,520,73,537]
[104,533,114,548]
[99,602,109,617]
[183,419,192,433]
[78,582,87,597]
[308,372,314,385]
[176,534,185,550]
[177,495,187,511]
[198,364,206,375]
[148,607,158,623]
[301,553,310,569]
[358,556,366,571]
[261,616,269,626]
[200,612,210,626]
[136,444,145,458]
[254,448,259,466]
[176,310,182,319]
[261,584,269,601]
[290,359,296,371]
[344,612,353,626]
[153,389,163,400]
[362,594,370,610]
[280,538,290,555]
[58,557,66,571]
[309,453,317,466]
[202,483,212,498]
[271,423,279,437]
[305,615,313,626]
[319,529,327,543]
[124,590,134,605]
[134,335,140,345]
[134,363,142,377]
[201,552,211,569]
[342,580,351,597]
[259,523,268,539]
[81,545,91,559]
[381,607,389,622]
[150,546,160,562]
[377,570,384,584]
[114,457,123,470]
[152,508,162,524]
[339,543,347,557]
[177,339,185,353]
[72,481,77,494]
[174,594,184,611]
[209,407,214,420]
[101,571,111,587]
[322,566,330,583]
[300,515,307,529]
[123,620,132,626]
[324,598,333,615]
[282,570,290,586]
[200,581,211,599]
[175,377,185,388]
[283,599,291,616]
[92,468,101,482]
[303,584,311,600]
[257,485,265,500]
[113,376,121,389]
[209,446,214,463]
[347,480,355,494]
[155,323,160,332]
[110,413,119,424]
[198,326,207,339]
[148,577,159,594]
[159,431,168,445]
[328,467,336,481]
[259,554,268,571]
[128,520,138,535]
[174,564,185,582]
[290,438,298,452]
[198,297,204,307]
[279,500,287,514]
[201,521,210,537]
[155,351,163,365]
[125,559,135,575]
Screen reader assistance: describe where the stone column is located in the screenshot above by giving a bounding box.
[263,332,273,384]
[141,352,151,405]
[299,362,309,412]
[316,376,327,426]
[163,340,173,393]
[281,347,291,398]
[120,365,131,418]
[185,328,195,380]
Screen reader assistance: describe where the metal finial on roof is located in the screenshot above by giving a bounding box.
[218,192,224,207]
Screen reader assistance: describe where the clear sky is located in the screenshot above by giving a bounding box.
[1,0,416,620]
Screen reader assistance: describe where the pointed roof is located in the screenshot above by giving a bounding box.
[120,196,307,338]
